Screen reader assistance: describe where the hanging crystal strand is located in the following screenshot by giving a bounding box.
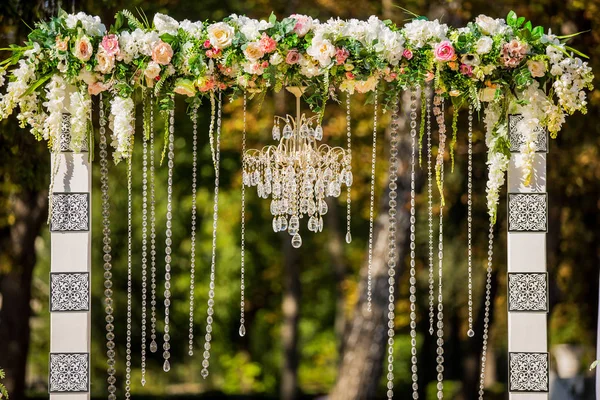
[385,93,400,400]
[426,86,435,336]
[201,91,222,379]
[125,125,134,398]
[162,98,176,373]
[140,97,149,386]
[408,86,420,399]
[149,95,158,354]
[188,105,199,355]
[239,93,247,337]
[435,99,446,400]
[366,91,379,312]
[100,94,117,400]
[345,93,352,244]
[467,105,475,338]
[478,220,494,399]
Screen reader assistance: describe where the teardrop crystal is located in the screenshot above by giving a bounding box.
[239,324,246,337]
[291,234,302,248]
[141,378,146,386]
[163,360,171,372]
[283,124,293,139]
[467,329,475,338]
[346,231,352,244]
[201,369,209,379]
[150,340,158,353]
[314,125,323,140]
[272,125,281,141]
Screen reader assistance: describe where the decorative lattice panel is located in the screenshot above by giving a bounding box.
[50,193,89,232]
[508,114,548,153]
[508,193,547,232]
[509,352,549,392]
[49,353,89,392]
[508,273,548,312]
[50,272,90,312]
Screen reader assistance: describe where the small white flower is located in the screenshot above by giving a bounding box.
[403,19,448,48]
[475,15,509,36]
[42,75,66,142]
[109,96,135,163]
[66,12,106,36]
[69,89,92,152]
[153,13,180,35]
[270,52,283,65]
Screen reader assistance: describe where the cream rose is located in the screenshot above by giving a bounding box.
[527,60,547,78]
[207,22,235,49]
[151,41,173,65]
[243,42,265,62]
[306,38,336,67]
[95,49,115,74]
[144,61,161,81]
[73,35,93,62]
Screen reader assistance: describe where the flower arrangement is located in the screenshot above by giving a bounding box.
[0,9,593,220]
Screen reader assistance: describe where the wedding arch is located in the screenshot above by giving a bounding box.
[0,8,594,399]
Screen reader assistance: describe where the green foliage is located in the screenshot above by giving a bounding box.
[0,368,9,399]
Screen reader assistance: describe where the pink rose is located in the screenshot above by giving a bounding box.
[88,81,110,96]
[151,41,173,65]
[335,47,349,65]
[402,49,413,60]
[259,34,277,53]
[460,64,473,76]
[101,34,120,57]
[285,49,300,65]
[434,41,456,62]
[290,14,313,37]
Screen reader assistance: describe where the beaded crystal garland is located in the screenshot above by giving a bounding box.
[243,87,351,248]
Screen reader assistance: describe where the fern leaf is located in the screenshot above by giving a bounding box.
[121,10,144,30]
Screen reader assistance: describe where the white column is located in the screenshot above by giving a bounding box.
[507,114,549,399]
[48,89,92,399]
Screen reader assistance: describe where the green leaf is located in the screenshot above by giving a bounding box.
[507,10,517,26]
[564,45,590,59]
[269,12,277,25]
[532,26,544,38]
[516,16,525,28]
[21,73,52,97]
[524,21,532,31]
[114,12,124,31]
[591,360,599,370]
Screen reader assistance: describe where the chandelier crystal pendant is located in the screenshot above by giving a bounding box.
[243,87,351,248]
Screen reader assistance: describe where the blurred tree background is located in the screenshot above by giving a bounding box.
[0,0,599,399]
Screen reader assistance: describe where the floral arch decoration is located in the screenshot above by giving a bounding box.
[0,8,593,400]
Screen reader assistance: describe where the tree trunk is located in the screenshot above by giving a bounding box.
[330,92,415,400]
[326,198,349,357]
[0,190,48,400]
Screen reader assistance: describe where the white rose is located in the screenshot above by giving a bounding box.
[306,38,336,67]
[243,41,265,62]
[154,13,180,35]
[475,36,493,54]
[475,15,507,35]
[270,52,283,65]
[95,49,115,74]
[208,22,235,49]
[527,60,547,78]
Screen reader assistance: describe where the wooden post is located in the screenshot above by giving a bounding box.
[48,88,92,399]
[506,114,549,398]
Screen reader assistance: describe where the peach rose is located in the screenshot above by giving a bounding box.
[73,36,93,62]
[88,81,110,96]
[527,60,546,78]
[56,36,69,52]
[151,41,173,65]
[244,42,265,62]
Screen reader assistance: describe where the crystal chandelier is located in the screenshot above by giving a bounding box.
[243,87,351,248]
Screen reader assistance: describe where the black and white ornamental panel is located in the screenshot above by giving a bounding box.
[508,193,548,232]
[50,272,90,312]
[508,272,548,312]
[60,112,88,152]
[50,192,90,232]
[49,352,90,393]
[508,352,550,393]
[508,114,548,153]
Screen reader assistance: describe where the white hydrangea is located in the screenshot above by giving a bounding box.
[65,12,106,36]
[42,75,66,143]
[109,96,135,163]
[69,90,92,152]
[403,19,448,48]
[153,13,180,35]
[181,19,203,39]
[117,29,159,63]
[230,15,272,40]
